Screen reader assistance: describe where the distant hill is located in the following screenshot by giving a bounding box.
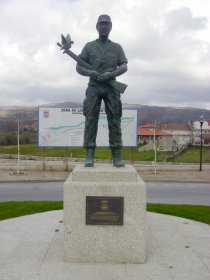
[0,103,209,132]
[129,105,210,126]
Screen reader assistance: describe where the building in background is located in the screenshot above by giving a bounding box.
[192,120,210,145]
[138,125,173,151]
[162,123,192,150]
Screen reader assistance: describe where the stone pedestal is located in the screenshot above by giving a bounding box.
[63,164,146,264]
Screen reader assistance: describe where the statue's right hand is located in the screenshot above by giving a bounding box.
[90,71,100,80]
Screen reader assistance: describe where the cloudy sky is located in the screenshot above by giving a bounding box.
[0,0,210,109]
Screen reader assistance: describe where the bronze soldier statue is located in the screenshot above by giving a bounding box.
[76,14,128,167]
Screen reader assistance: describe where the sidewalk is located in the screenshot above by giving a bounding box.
[0,210,210,280]
[138,169,210,182]
[0,168,209,183]
[0,170,69,183]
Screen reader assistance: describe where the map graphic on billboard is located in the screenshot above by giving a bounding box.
[39,107,137,147]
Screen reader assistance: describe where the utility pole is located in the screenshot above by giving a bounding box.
[153,120,157,175]
[200,116,204,171]
[12,110,26,175]
[17,116,20,175]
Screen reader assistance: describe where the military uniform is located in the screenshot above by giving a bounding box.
[79,39,128,149]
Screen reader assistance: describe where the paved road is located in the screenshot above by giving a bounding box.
[147,182,210,205]
[0,182,210,205]
[0,182,63,202]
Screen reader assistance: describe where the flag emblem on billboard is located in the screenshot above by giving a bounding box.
[44,110,49,118]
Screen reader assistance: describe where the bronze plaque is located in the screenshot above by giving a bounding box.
[86,196,124,225]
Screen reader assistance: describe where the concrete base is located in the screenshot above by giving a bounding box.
[1,211,210,280]
[63,164,146,264]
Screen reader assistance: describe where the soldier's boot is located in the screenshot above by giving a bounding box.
[84,148,95,167]
[111,148,125,167]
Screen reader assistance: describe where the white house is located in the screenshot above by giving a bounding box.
[192,120,210,145]
[162,123,193,149]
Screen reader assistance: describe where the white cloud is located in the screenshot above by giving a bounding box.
[0,0,210,109]
[164,6,207,32]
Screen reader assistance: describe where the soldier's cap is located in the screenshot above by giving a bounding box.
[97,14,112,24]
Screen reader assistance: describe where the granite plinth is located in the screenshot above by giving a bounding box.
[63,164,146,264]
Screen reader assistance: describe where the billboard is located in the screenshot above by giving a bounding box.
[38,107,137,147]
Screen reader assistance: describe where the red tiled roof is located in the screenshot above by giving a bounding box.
[20,124,30,129]
[138,127,173,136]
[162,123,191,131]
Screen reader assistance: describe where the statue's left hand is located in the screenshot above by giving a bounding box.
[97,72,114,82]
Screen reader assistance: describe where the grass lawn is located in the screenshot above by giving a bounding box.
[147,204,210,224]
[0,144,209,164]
[168,146,210,163]
[0,201,209,225]
[0,201,63,221]
[0,144,173,162]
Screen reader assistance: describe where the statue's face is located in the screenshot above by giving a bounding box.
[96,21,112,37]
